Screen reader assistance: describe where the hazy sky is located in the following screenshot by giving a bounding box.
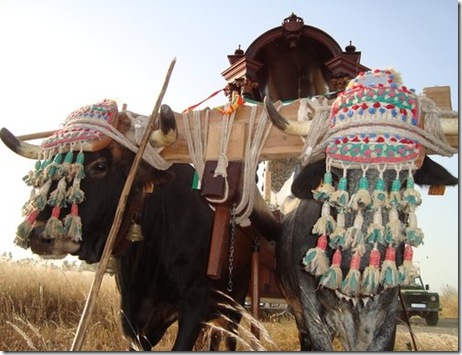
[0,0,458,292]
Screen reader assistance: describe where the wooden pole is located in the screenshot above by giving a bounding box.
[250,241,260,339]
[70,58,176,351]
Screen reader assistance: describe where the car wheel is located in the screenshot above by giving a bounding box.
[425,312,438,326]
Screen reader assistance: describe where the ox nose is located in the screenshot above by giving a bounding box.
[29,224,56,255]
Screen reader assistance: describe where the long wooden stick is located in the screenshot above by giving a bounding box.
[70,58,176,351]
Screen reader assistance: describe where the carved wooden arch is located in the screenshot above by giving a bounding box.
[245,24,343,60]
[221,14,369,101]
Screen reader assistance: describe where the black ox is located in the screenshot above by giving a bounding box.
[1,104,279,351]
[265,97,458,351]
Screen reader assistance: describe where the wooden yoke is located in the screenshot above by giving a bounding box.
[202,120,247,279]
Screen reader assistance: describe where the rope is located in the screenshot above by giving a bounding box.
[66,113,171,170]
[182,109,209,180]
[301,97,332,165]
[235,105,273,226]
[181,103,273,227]
[205,111,236,204]
[419,96,455,150]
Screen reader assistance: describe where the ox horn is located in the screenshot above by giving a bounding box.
[148,104,178,147]
[264,96,312,136]
[0,127,41,159]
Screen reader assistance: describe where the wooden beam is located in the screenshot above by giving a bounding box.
[162,97,458,162]
[12,86,459,162]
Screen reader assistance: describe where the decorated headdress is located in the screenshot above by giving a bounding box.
[300,69,457,297]
[14,99,172,249]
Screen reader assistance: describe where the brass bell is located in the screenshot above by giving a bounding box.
[126,222,144,242]
[105,256,119,275]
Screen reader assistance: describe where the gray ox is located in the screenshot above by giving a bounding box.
[264,74,458,351]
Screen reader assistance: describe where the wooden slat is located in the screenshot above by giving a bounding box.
[423,86,452,111]
[205,121,247,160]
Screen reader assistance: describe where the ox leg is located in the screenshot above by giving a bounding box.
[297,277,334,351]
[173,312,206,350]
[292,311,311,350]
[367,288,399,351]
[172,286,211,350]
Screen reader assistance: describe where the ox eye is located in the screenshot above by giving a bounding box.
[87,159,109,178]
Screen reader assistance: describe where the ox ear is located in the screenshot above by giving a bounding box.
[291,159,326,199]
[413,155,458,187]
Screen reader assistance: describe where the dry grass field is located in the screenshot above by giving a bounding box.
[0,259,458,351]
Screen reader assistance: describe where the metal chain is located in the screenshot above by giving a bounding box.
[227,203,237,292]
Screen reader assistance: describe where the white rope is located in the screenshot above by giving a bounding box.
[297,98,309,122]
[419,96,455,151]
[205,111,236,204]
[181,104,273,226]
[301,97,332,165]
[66,114,171,170]
[215,113,235,177]
[235,105,273,226]
[182,109,208,180]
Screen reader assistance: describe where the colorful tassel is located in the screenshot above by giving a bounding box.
[388,178,402,209]
[330,176,349,210]
[328,175,348,249]
[48,177,68,207]
[64,203,83,242]
[380,246,399,289]
[366,208,385,245]
[313,171,335,202]
[398,244,419,285]
[404,211,424,247]
[22,160,43,187]
[70,151,85,180]
[61,151,75,182]
[348,176,371,211]
[34,158,53,187]
[340,251,362,296]
[67,176,85,204]
[302,234,330,276]
[402,174,422,212]
[384,207,403,246]
[329,211,346,248]
[31,180,53,211]
[312,201,336,236]
[15,209,40,248]
[45,152,64,180]
[344,210,364,251]
[44,205,64,239]
[366,175,387,245]
[361,247,381,295]
[320,249,343,290]
[371,176,387,208]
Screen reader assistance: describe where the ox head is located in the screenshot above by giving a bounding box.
[1,100,178,263]
[265,69,458,298]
